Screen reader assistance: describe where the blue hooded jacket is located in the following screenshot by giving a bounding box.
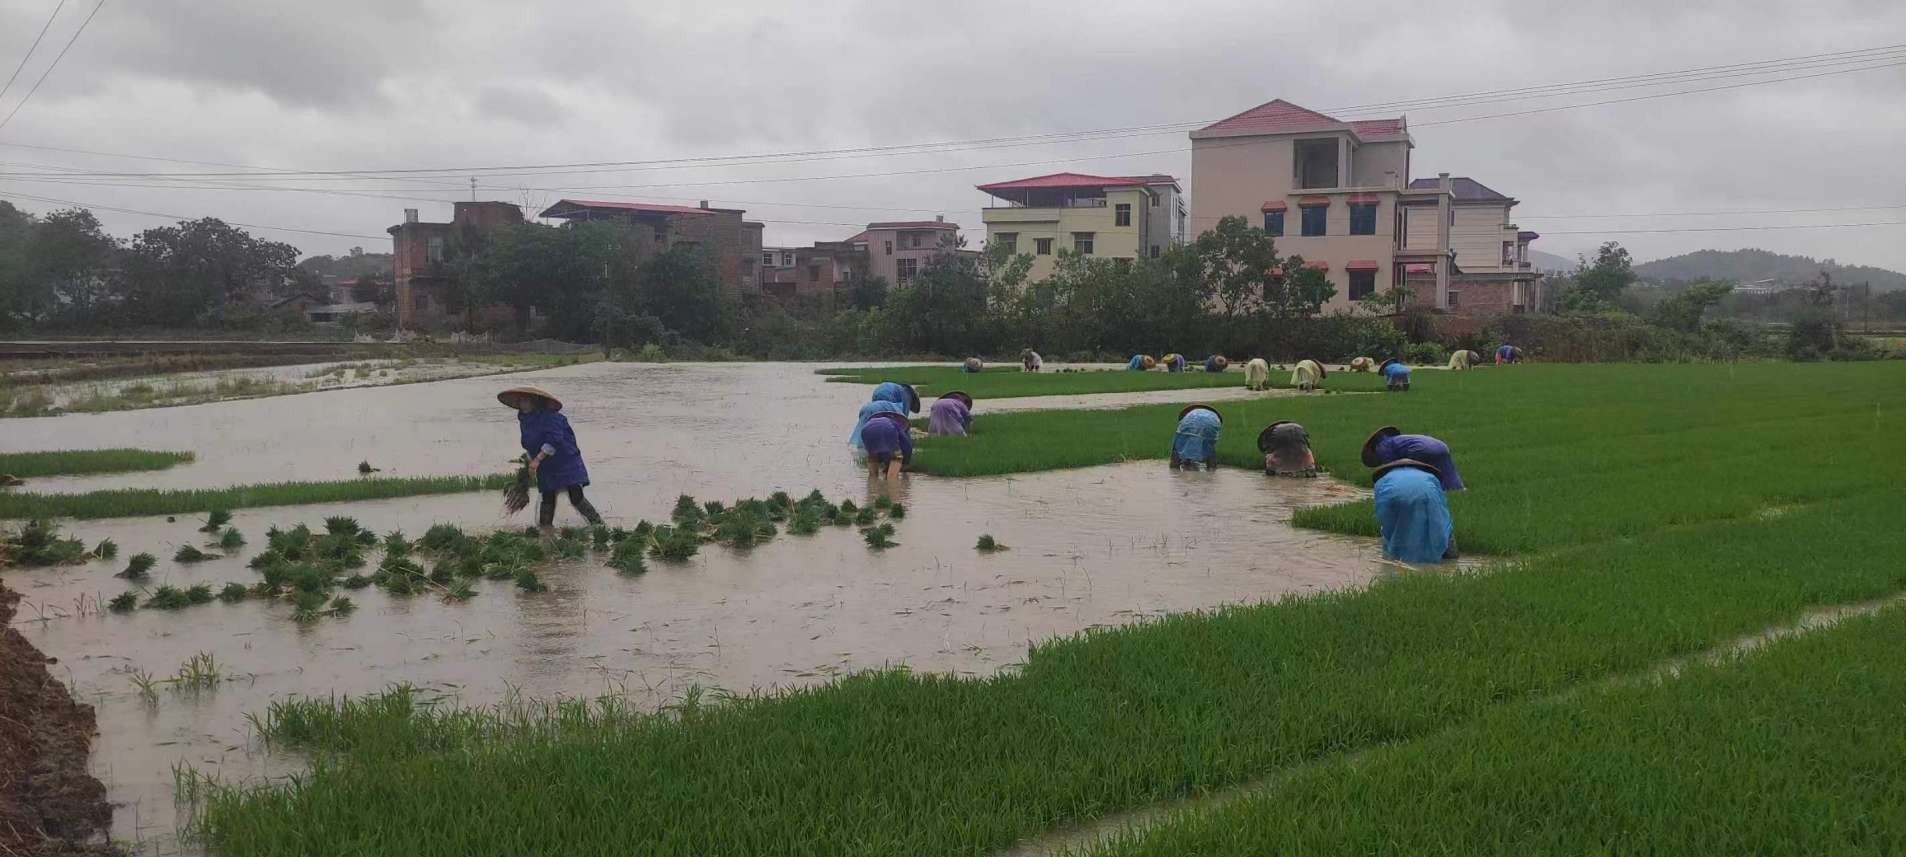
[1171,409,1223,462]
[519,409,589,493]
[1374,466,1453,563]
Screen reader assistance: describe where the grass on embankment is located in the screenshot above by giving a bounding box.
[819,364,1386,399]
[1084,608,1906,855]
[0,474,512,520]
[197,488,1906,855]
[0,448,193,478]
[909,362,1904,555]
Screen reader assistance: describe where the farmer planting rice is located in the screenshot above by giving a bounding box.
[1348,356,1375,372]
[859,411,912,480]
[1448,349,1481,371]
[1169,404,1223,471]
[928,391,973,437]
[1163,353,1187,373]
[963,357,985,373]
[1204,355,1229,373]
[1379,358,1412,392]
[1244,358,1271,390]
[1257,420,1316,477]
[1291,359,1326,391]
[1021,349,1042,372]
[1371,458,1455,563]
[1128,354,1157,371]
[849,382,919,461]
[500,386,604,534]
[1496,344,1525,364]
[1362,426,1465,492]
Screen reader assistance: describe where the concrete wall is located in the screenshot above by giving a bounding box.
[1270,194,1400,312]
[1191,135,1296,239]
[1402,206,1443,252]
[982,186,1151,281]
[863,226,958,286]
[1451,205,1514,274]
[1350,141,1410,188]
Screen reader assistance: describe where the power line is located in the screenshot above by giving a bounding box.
[0,0,67,106]
[3,42,1902,182]
[0,0,105,134]
[1531,221,1906,235]
[1,190,392,240]
[1521,203,1906,219]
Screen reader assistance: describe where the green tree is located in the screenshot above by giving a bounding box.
[1562,241,1635,313]
[118,218,299,327]
[1181,215,1333,324]
[463,221,621,338]
[849,274,889,310]
[1650,280,1733,333]
[883,246,991,355]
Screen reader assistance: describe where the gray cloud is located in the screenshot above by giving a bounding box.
[0,0,1901,269]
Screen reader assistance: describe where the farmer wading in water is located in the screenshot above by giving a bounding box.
[500,386,603,534]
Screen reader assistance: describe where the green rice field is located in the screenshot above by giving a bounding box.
[820,363,1386,398]
[0,448,194,478]
[0,473,512,520]
[191,361,1906,855]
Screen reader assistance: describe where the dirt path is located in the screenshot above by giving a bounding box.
[1,583,117,856]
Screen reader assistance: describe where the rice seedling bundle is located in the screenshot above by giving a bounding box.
[607,537,648,575]
[862,523,897,550]
[145,586,191,610]
[324,516,362,536]
[93,538,118,560]
[329,596,355,616]
[200,509,232,533]
[119,552,157,579]
[2,519,89,566]
[107,592,138,613]
[217,583,250,603]
[174,545,217,563]
[975,534,1003,552]
[218,528,246,550]
[421,524,467,553]
[648,526,700,562]
[502,456,533,515]
[513,570,547,593]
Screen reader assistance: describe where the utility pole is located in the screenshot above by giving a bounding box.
[469,177,477,202]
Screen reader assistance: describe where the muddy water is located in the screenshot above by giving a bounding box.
[3,362,1404,853]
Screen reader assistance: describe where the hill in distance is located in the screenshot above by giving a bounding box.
[1634,248,1906,291]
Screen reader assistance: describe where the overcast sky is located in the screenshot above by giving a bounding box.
[1,0,1903,271]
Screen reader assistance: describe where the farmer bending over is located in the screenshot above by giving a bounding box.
[501,386,603,533]
[1372,459,1455,563]
[1362,426,1465,492]
[1496,344,1523,364]
[1448,349,1481,371]
[928,391,973,437]
[859,411,913,480]
[1022,349,1042,372]
[1379,358,1412,392]
[1244,358,1271,391]
[1291,358,1326,391]
[850,382,919,462]
[1170,404,1223,471]
[1348,356,1375,373]
[1128,354,1157,371]
[1162,353,1186,373]
[1204,355,1229,373]
[1258,421,1316,478]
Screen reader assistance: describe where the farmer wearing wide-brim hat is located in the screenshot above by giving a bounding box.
[1371,458,1455,564]
[1291,359,1327,391]
[1378,358,1412,392]
[1169,404,1223,471]
[499,386,603,533]
[928,390,975,437]
[850,381,919,462]
[1362,425,1464,492]
[1204,355,1229,373]
[1258,420,1316,478]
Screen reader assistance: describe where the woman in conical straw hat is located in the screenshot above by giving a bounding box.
[499,386,603,534]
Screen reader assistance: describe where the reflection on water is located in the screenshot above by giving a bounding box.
[3,362,1416,852]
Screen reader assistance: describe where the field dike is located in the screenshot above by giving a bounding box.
[1006,581,1906,856]
[0,582,118,856]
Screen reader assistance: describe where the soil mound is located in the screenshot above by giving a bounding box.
[1,583,117,856]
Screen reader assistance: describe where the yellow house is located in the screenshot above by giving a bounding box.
[978,172,1184,281]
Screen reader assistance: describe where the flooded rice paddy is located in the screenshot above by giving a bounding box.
[4,362,1401,852]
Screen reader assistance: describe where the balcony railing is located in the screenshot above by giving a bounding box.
[986,197,1109,209]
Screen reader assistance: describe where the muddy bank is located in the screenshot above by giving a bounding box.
[0,583,116,856]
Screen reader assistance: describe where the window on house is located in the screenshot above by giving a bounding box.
[1264,210,1284,236]
[896,258,918,283]
[995,233,1017,254]
[1349,203,1376,236]
[761,252,775,266]
[1348,270,1376,301]
[1034,237,1053,255]
[884,241,893,255]
[1503,242,1516,266]
[425,236,445,263]
[653,227,667,244]
[906,233,922,249]
[1150,245,1161,259]
[1300,205,1327,237]
[1073,232,1094,254]
[1115,204,1131,227]
[1150,193,1159,207]
[1447,290,1461,308]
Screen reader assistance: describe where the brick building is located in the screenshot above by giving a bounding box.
[538,199,762,294]
[758,240,869,300]
[847,218,960,287]
[387,201,524,328]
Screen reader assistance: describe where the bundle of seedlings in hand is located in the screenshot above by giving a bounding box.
[217,582,251,603]
[862,523,898,550]
[94,538,118,560]
[976,534,1006,552]
[217,527,246,551]
[502,454,533,515]
[2,519,89,566]
[607,536,648,575]
[174,545,217,563]
[119,552,158,579]
[108,592,139,613]
[200,508,232,533]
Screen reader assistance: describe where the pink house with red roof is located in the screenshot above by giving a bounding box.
[1190,99,1538,314]
[977,172,1184,280]
[843,217,961,288]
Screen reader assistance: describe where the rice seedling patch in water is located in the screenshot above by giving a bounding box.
[200,509,233,533]
[330,596,355,615]
[93,538,118,559]
[217,527,246,550]
[217,582,250,603]
[107,592,138,613]
[862,523,897,550]
[325,516,361,536]
[607,538,648,575]
[0,448,193,478]
[118,552,157,579]
[1,519,89,566]
[0,473,513,521]
[145,585,192,610]
[648,526,700,562]
[174,545,217,563]
[554,537,587,560]
[358,461,378,475]
[174,652,224,689]
[513,570,547,593]
[975,534,1005,552]
[887,502,906,520]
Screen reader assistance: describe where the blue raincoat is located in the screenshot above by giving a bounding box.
[850,383,913,449]
[1171,409,1223,462]
[519,410,589,494]
[1381,361,1412,381]
[1372,434,1465,491]
[1128,355,1148,371]
[1374,466,1453,563]
[1204,356,1226,373]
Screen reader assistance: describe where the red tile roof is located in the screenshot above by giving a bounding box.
[1193,99,1408,141]
[540,199,715,218]
[975,172,1172,193]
